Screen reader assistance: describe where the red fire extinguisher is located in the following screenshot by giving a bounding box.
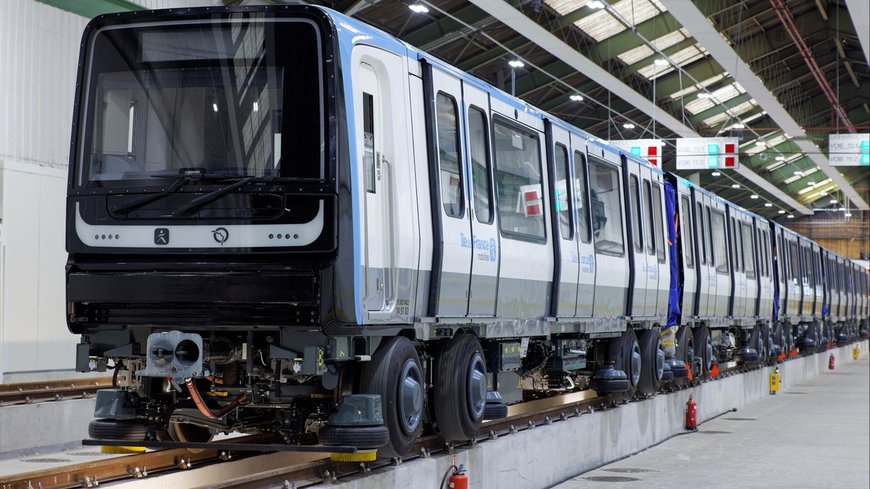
[828,354,835,370]
[685,394,697,430]
[446,466,468,489]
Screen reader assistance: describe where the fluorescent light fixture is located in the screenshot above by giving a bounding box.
[775,155,785,161]
[697,92,713,99]
[839,207,846,211]
[787,214,794,219]
[654,58,669,66]
[253,102,259,112]
[819,191,827,196]
[569,94,584,102]
[711,171,721,176]
[587,0,606,9]
[755,140,767,147]
[778,209,786,214]
[212,103,218,112]
[623,122,635,129]
[731,183,740,188]
[764,202,773,207]
[508,60,525,68]
[830,199,838,204]
[794,170,803,176]
[408,4,429,13]
[750,194,759,199]
[731,123,745,129]
[844,212,852,217]
[807,181,815,186]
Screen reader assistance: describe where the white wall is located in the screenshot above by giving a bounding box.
[0,162,69,382]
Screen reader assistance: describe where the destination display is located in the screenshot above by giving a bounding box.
[829,133,870,166]
[610,139,664,166]
[675,137,739,170]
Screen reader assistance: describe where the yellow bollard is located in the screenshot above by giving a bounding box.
[854,346,860,360]
[769,367,781,395]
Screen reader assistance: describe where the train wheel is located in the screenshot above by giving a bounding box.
[693,326,713,377]
[760,323,774,363]
[675,326,697,382]
[749,325,765,364]
[433,333,487,443]
[609,329,641,399]
[88,419,147,442]
[637,329,663,396]
[167,420,213,451]
[360,336,424,458]
[773,323,786,358]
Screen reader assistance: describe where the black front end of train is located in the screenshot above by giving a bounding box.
[65,7,358,445]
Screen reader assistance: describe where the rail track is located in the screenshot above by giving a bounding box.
[0,378,112,407]
[0,348,830,489]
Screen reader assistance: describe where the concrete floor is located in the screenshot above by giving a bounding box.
[555,350,870,489]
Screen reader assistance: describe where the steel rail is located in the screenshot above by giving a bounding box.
[0,378,112,407]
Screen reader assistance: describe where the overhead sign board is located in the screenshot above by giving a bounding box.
[610,139,664,166]
[829,133,870,166]
[676,137,739,170]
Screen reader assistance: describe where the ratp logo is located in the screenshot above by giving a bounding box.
[154,228,169,245]
[489,238,497,261]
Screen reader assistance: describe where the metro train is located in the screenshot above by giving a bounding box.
[67,5,870,458]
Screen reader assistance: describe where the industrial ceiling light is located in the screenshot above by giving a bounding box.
[508,60,525,69]
[807,181,815,186]
[787,214,794,219]
[778,209,786,214]
[654,58,669,66]
[750,194,759,199]
[764,203,773,207]
[569,94,584,101]
[829,199,838,204]
[697,92,714,99]
[711,171,721,176]
[819,191,828,196]
[731,183,740,188]
[623,122,635,129]
[844,212,852,217]
[408,4,429,13]
[731,122,745,129]
[775,155,785,161]
[794,170,803,176]
[587,1,606,9]
[755,140,767,147]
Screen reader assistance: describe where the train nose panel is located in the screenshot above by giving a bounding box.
[137,331,204,383]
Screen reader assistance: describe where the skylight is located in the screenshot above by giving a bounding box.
[617,29,688,65]
[637,44,706,79]
[702,100,757,127]
[784,167,819,184]
[669,74,727,100]
[544,0,591,16]
[575,0,666,42]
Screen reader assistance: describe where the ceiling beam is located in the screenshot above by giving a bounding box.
[468,0,813,215]
[845,0,870,65]
[659,0,868,211]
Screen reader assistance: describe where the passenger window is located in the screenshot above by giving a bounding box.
[629,175,642,252]
[493,118,544,240]
[731,218,742,272]
[804,247,814,285]
[588,159,624,256]
[711,209,728,274]
[789,242,799,280]
[436,92,463,218]
[742,223,755,279]
[651,183,665,263]
[574,152,591,244]
[705,206,715,267]
[554,144,573,239]
[643,180,655,256]
[468,107,492,224]
[680,196,694,269]
[363,92,376,193]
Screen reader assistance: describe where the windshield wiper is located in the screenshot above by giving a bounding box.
[174,176,267,215]
[110,169,233,215]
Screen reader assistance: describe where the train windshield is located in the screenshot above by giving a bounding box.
[77,18,324,187]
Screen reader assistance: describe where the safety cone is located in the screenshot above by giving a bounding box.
[709,360,720,378]
[789,347,798,358]
[776,350,786,362]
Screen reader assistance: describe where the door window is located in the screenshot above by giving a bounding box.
[554,144,573,239]
[629,175,642,252]
[588,159,624,256]
[468,107,492,224]
[680,195,694,269]
[436,92,463,218]
[651,182,665,263]
[493,118,545,240]
[574,152,591,244]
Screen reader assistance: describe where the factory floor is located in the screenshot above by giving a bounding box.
[554,348,870,489]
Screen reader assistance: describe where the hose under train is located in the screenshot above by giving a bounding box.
[185,378,247,419]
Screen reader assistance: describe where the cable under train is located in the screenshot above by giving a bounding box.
[66,5,870,458]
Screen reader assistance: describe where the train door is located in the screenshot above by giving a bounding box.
[709,201,730,317]
[549,124,579,317]
[625,161,650,317]
[650,177,669,317]
[588,152,628,318]
[356,57,398,313]
[640,168,657,316]
[571,141,596,317]
[678,191,697,318]
[427,66,471,317]
[463,83,498,316]
[692,189,710,317]
[728,211,745,318]
[742,218,758,317]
